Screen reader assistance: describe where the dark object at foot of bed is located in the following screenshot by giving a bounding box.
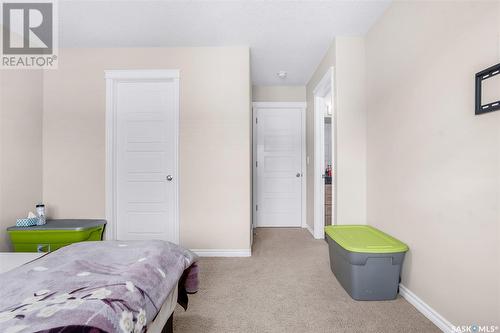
[161,313,173,333]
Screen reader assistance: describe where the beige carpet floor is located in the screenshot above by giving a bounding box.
[174,228,439,333]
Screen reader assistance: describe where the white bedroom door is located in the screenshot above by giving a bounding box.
[254,104,304,227]
[106,70,179,243]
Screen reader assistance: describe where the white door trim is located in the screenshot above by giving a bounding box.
[104,69,180,243]
[105,69,180,80]
[191,249,252,257]
[253,102,307,109]
[252,102,307,229]
[313,67,335,239]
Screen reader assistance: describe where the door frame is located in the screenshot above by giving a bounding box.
[313,67,335,239]
[252,102,307,229]
[104,69,180,242]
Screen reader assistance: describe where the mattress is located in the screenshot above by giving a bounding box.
[0,250,186,333]
[147,283,179,333]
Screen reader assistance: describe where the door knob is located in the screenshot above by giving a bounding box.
[296,173,301,178]
[166,175,173,181]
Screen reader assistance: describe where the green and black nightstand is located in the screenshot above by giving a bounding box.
[7,219,106,253]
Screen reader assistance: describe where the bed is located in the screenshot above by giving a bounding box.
[0,240,198,333]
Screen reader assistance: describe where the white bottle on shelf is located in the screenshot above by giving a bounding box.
[36,204,46,225]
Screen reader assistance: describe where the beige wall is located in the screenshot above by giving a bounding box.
[366,1,500,325]
[252,85,306,102]
[0,70,43,251]
[43,47,252,250]
[305,37,367,229]
[334,37,366,225]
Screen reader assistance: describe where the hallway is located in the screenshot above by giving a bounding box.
[174,228,438,333]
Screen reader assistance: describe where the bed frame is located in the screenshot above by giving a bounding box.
[162,314,174,333]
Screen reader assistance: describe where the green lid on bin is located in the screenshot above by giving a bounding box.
[324,225,408,254]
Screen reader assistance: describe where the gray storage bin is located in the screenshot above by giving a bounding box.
[325,225,409,301]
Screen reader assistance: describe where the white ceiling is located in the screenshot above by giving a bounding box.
[59,1,390,85]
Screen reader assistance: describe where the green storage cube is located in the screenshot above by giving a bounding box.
[7,219,106,253]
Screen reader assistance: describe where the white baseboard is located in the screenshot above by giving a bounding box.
[304,224,314,237]
[191,249,251,257]
[399,284,454,333]
[304,223,324,239]
[257,225,303,228]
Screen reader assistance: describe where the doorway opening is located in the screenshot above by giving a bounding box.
[313,67,335,239]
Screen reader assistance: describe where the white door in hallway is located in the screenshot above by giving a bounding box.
[106,70,179,243]
[255,104,304,227]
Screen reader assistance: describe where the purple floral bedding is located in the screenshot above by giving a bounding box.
[0,240,198,333]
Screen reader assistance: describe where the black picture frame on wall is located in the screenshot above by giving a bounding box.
[475,63,500,115]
